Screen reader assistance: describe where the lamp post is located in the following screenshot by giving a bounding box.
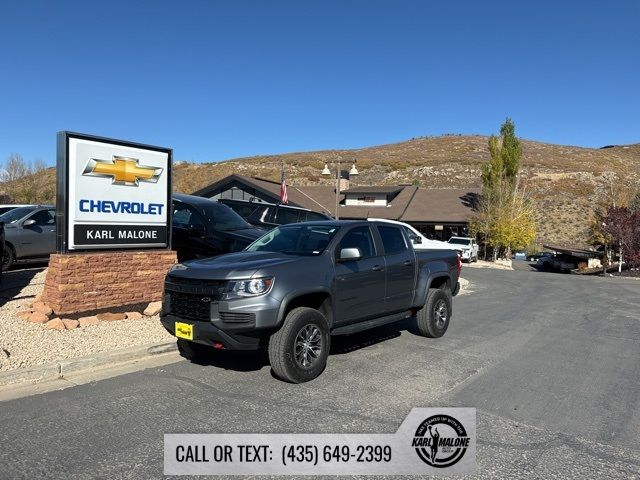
[321,156,358,220]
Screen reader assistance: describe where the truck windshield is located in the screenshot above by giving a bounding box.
[448,238,471,246]
[246,225,340,255]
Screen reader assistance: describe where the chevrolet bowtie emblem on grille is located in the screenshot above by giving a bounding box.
[82,156,163,186]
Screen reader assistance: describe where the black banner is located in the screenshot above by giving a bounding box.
[74,224,168,246]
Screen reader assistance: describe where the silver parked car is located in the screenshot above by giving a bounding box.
[1,205,56,270]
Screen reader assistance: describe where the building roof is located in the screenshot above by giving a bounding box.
[338,186,419,220]
[341,186,404,195]
[193,174,478,224]
[400,189,479,223]
[542,244,603,258]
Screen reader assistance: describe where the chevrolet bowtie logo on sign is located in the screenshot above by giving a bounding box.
[82,156,163,186]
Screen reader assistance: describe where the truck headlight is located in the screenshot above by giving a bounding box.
[224,277,274,300]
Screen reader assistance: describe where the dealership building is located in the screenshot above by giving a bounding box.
[193,174,478,241]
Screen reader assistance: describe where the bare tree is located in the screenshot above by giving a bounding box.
[2,154,30,183]
[0,154,54,204]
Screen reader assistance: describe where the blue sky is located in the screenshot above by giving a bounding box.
[1,1,638,166]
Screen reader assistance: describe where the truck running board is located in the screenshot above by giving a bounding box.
[331,311,412,336]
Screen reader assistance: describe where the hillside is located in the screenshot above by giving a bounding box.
[172,135,640,247]
[5,135,640,247]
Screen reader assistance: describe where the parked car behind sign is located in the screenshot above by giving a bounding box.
[172,194,264,262]
[0,204,34,216]
[218,199,332,229]
[1,205,56,270]
[0,221,5,281]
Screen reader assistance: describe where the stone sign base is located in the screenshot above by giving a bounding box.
[42,250,177,315]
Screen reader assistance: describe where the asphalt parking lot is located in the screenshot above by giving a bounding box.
[0,267,639,479]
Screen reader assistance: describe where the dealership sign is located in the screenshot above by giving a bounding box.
[56,132,172,251]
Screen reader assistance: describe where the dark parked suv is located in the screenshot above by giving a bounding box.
[172,194,264,262]
[218,199,332,229]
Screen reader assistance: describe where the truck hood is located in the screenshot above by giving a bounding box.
[168,251,307,280]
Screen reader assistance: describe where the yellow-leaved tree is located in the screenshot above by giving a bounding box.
[470,119,537,259]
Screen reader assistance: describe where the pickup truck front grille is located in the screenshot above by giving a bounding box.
[164,275,226,297]
[168,291,212,322]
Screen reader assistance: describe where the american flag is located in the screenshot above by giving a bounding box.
[280,162,288,204]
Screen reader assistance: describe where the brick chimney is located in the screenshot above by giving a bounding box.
[338,170,350,192]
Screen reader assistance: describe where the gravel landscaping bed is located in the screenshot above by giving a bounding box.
[0,267,173,373]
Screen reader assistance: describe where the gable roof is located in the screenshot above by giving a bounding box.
[400,189,479,223]
[192,174,477,223]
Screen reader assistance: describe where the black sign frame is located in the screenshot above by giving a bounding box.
[56,131,173,253]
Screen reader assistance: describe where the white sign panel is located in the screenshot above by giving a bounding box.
[58,132,172,251]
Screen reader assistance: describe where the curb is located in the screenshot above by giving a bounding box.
[0,340,178,387]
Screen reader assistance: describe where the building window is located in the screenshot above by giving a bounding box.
[357,196,375,203]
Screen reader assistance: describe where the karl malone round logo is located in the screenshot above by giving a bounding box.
[412,414,470,468]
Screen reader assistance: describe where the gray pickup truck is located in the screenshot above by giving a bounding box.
[161,220,461,383]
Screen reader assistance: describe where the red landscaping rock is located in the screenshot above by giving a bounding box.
[27,312,49,324]
[17,310,33,320]
[125,311,143,320]
[62,319,79,330]
[78,316,100,327]
[143,301,162,316]
[33,301,53,316]
[46,318,66,331]
[96,312,126,321]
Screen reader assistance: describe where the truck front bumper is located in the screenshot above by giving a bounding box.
[160,291,282,351]
[161,314,265,350]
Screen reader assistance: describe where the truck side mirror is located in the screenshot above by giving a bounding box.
[23,219,36,228]
[413,236,422,245]
[339,247,361,262]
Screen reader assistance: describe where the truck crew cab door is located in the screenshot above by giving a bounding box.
[376,225,415,314]
[334,225,386,325]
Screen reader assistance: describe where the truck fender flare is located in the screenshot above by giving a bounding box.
[414,267,450,308]
[276,287,333,326]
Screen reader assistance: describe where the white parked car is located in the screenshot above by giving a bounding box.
[448,236,478,262]
[367,218,458,251]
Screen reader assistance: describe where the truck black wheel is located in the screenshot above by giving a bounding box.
[177,338,211,361]
[268,307,330,383]
[416,288,451,338]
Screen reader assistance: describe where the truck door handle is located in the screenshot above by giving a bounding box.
[372,265,384,272]
[403,260,413,266]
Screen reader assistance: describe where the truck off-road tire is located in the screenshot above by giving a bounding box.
[416,288,451,338]
[268,307,330,383]
[177,338,211,361]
